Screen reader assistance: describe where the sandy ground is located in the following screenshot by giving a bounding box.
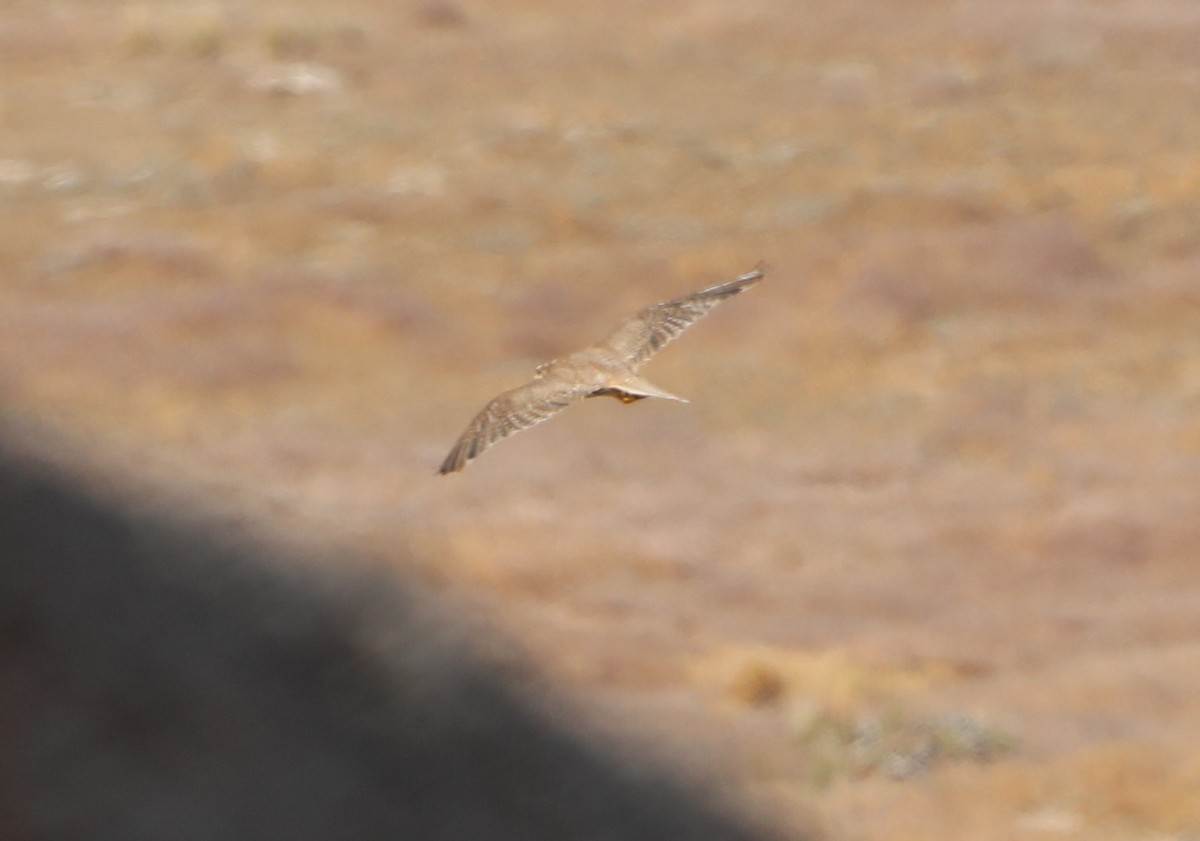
[3,1,1200,838]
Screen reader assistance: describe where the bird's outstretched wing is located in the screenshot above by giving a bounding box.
[438,377,593,474]
[599,266,764,369]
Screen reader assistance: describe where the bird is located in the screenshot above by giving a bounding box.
[438,265,765,474]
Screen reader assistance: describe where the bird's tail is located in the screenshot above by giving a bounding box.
[616,377,689,403]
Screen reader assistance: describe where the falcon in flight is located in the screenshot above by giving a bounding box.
[438,265,764,474]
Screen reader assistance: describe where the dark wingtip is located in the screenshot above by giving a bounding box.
[739,262,767,284]
[437,445,466,475]
[702,264,767,299]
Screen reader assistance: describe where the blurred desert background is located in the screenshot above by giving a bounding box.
[3,0,1200,838]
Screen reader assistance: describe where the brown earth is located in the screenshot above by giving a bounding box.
[3,0,1200,838]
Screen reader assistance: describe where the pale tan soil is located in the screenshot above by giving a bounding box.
[2,1,1199,838]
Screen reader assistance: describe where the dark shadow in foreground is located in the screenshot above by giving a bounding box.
[0,433,783,841]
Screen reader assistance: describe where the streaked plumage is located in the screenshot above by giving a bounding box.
[439,266,764,474]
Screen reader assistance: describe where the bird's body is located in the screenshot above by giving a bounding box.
[540,347,687,403]
[439,266,764,474]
